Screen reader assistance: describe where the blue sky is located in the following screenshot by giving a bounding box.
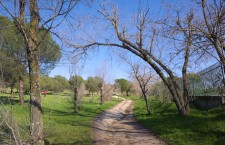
[49,48,130,82]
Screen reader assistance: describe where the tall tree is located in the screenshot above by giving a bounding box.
[0,0,78,144]
[0,16,62,105]
[176,11,195,114]
[0,16,26,102]
[0,50,21,97]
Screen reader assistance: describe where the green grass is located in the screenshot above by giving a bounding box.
[0,92,120,145]
[128,96,225,145]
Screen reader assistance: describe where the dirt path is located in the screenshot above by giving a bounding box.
[92,99,167,145]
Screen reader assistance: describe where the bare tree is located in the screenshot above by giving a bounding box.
[176,11,195,114]
[95,62,113,104]
[194,0,225,70]
[102,84,113,102]
[71,4,196,116]
[129,62,154,114]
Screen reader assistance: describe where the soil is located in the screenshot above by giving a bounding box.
[92,99,167,145]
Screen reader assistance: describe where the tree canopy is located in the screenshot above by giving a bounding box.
[115,78,131,96]
[0,16,62,75]
[85,77,103,94]
[69,75,84,88]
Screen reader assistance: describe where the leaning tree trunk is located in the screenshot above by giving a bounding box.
[146,56,187,116]
[19,76,24,106]
[170,83,187,115]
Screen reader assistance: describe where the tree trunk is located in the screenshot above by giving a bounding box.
[28,49,43,145]
[74,87,78,112]
[140,53,187,115]
[182,45,191,114]
[100,87,103,104]
[10,84,14,99]
[171,87,188,116]
[11,83,15,105]
[27,0,44,144]
[143,93,150,114]
[126,90,129,96]
[19,76,24,106]
[182,72,190,114]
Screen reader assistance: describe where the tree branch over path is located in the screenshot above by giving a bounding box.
[70,4,198,116]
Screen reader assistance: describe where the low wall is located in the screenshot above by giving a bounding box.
[191,96,225,110]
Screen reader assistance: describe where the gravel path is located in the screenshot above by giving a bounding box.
[92,99,167,145]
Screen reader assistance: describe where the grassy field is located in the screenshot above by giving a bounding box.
[0,91,120,145]
[130,96,225,145]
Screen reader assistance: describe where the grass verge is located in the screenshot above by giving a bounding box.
[129,96,225,145]
[0,92,120,145]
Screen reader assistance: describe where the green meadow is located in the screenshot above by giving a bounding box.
[131,96,225,145]
[2,92,225,145]
[0,91,120,145]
